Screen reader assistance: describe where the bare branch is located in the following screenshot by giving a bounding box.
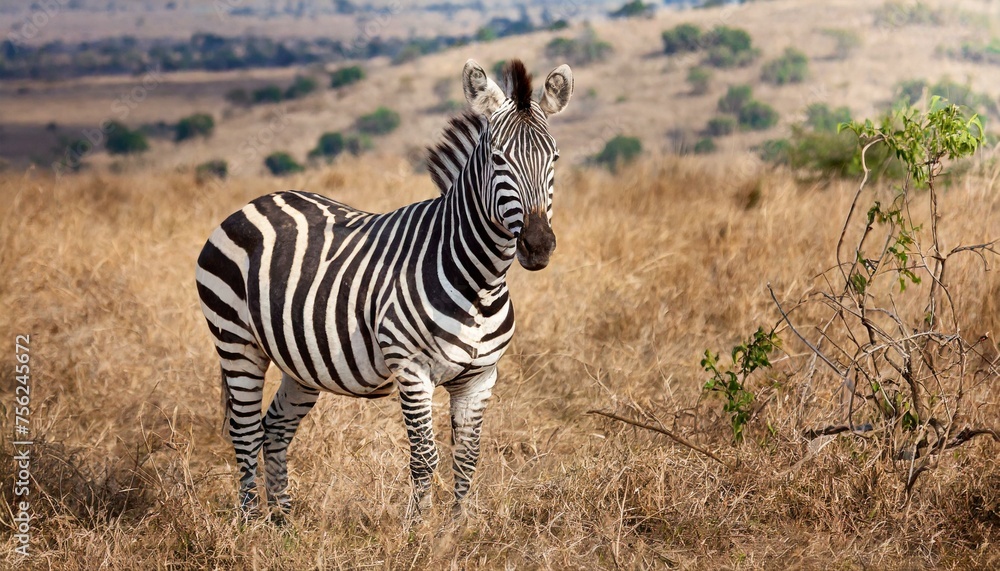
[587,409,735,470]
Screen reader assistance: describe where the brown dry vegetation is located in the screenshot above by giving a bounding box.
[1,151,998,569]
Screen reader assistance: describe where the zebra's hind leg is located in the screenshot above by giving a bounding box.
[263,372,320,517]
[215,338,270,517]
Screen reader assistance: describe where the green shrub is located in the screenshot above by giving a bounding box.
[345,133,373,155]
[694,137,716,154]
[662,23,702,55]
[927,78,997,119]
[956,38,1000,66]
[195,159,228,182]
[873,1,942,27]
[757,107,904,181]
[284,75,318,99]
[224,87,251,107]
[330,65,364,88]
[761,47,809,85]
[609,0,655,19]
[593,135,642,171]
[545,27,613,67]
[706,116,737,136]
[356,107,400,136]
[738,100,779,131]
[821,28,861,60]
[309,132,345,161]
[252,84,283,104]
[756,138,793,165]
[105,121,149,155]
[174,113,215,142]
[895,79,926,106]
[703,26,757,68]
[805,103,852,132]
[264,152,304,176]
[687,66,711,95]
[718,85,753,114]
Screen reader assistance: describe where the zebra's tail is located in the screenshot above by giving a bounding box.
[219,367,233,444]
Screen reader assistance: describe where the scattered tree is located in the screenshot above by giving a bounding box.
[356,107,401,136]
[105,122,149,155]
[686,66,712,95]
[264,152,304,176]
[174,113,215,142]
[593,135,642,171]
[662,23,702,55]
[761,47,809,85]
[330,65,365,88]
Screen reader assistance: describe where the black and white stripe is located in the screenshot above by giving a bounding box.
[196,58,573,516]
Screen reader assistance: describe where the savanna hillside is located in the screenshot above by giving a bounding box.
[2,0,1000,569]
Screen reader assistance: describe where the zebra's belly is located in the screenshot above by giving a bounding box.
[249,305,393,397]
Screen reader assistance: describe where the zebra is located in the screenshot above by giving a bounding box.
[195,58,573,518]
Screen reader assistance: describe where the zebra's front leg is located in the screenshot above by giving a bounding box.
[263,372,320,517]
[446,368,497,514]
[395,367,440,516]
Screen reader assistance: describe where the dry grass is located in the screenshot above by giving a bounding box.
[0,151,997,569]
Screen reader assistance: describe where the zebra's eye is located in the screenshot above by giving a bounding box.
[552,153,560,163]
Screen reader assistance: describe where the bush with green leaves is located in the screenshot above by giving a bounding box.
[927,78,998,121]
[703,26,757,68]
[693,137,716,154]
[738,100,779,131]
[894,79,926,106]
[174,113,215,142]
[758,103,903,181]
[705,116,736,136]
[264,152,304,176]
[702,327,780,443]
[717,85,753,114]
[761,47,808,85]
[609,0,655,19]
[545,27,613,67]
[686,66,711,95]
[284,75,318,100]
[592,135,642,171]
[873,0,943,27]
[309,132,345,161]
[662,23,702,55]
[195,159,228,182]
[804,103,852,132]
[252,84,283,104]
[956,38,1000,66]
[105,122,149,155]
[356,107,400,136]
[330,65,364,88]
[769,100,990,493]
[344,133,373,155]
[821,28,861,60]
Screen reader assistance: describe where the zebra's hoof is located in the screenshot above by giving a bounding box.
[237,492,261,520]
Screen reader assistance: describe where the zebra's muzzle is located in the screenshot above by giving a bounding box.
[516,211,556,271]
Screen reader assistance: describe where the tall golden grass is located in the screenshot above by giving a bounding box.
[1,155,997,569]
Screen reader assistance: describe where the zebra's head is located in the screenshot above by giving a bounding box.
[462,59,574,271]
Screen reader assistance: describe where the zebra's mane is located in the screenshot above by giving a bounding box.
[427,110,488,196]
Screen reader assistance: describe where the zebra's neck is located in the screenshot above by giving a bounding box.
[434,125,516,292]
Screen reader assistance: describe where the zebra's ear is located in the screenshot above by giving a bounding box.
[463,59,505,117]
[539,64,574,116]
